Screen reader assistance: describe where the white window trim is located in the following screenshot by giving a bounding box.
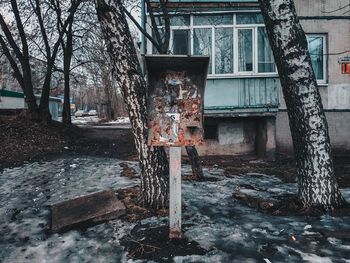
[306,34,327,85]
[148,13,278,78]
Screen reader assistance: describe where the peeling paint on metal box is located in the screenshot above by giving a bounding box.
[146,55,209,146]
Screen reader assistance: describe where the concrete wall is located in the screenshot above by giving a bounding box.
[281,0,350,110]
[0,96,25,109]
[276,111,350,154]
[198,118,255,155]
[196,116,276,156]
[276,0,350,155]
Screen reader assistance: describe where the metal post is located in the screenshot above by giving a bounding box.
[169,146,182,239]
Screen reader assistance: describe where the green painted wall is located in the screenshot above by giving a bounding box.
[0,90,25,98]
[204,77,280,115]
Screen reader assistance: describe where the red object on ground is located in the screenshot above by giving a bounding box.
[341,63,350,74]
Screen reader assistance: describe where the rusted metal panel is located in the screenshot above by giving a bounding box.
[146,55,209,147]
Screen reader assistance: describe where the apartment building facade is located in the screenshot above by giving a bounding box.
[142,0,350,156]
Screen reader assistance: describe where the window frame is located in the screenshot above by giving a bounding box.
[149,12,279,79]
[306,34,327,85]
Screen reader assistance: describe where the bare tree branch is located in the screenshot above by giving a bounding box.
[122,5,162,52]
[0,34,24,87]
[322,3,350,14]
[145,0,163,52]
[0,13,23,61]
[10,0,29,59]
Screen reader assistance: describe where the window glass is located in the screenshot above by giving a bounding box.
[194,28,212,74]
[154,15,165,26]
[307,36,324,80]
[172,29,189,55]
[215,28,233,74]
[152,28,165,54]
[154,15,190,27]
[238,29,253,72]
[193,15,233,26]
[236,13,264,24]
[258,27,275,72]
[170,15,190,26]
[150,13,283,75]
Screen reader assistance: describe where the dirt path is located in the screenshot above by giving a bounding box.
[0,118,136,171]
[74,124,137,159]
[2,117,350,189]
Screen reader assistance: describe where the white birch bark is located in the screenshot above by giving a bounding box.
[258,0,343,210]
[95,0,168,209]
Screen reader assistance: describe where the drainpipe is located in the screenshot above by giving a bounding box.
[141,0,146,73]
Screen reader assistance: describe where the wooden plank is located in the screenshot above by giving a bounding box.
[321,230,350,240]
[51,190,125,232]
[169,146,182,239]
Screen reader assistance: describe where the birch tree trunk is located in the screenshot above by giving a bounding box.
[258,0,343,210]
[123,2,204,180]
[95,0,169,209]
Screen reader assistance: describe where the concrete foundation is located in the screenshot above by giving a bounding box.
[276,110,350,155]
[196,117,276,156]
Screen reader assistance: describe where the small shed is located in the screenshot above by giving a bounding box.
[0,90,25,109]
[0,89,61,120]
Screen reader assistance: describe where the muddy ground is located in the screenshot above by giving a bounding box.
[2,116,350,188]
[1,156,350,262]
[1,117,350,262]
[200,154,350,189]
[0,116,136,171]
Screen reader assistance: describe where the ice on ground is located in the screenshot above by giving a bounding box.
[1,156,350,262]
[72,116,100,125]
[108,117,130,124]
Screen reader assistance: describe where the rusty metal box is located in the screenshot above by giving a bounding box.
[146,55,209,146]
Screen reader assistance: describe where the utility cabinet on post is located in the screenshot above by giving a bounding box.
[146,55,209,239]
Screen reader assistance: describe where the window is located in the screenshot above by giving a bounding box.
[236,13,264,24]
[193,14,233,26]
[155,15,190,27]
[152,29,165,54]
[307,35,326,83]
[215,28,234,74]
[238,29,253,72]
[193,28,212,74]
[258,27,275,73]
[151,13,277,76]
[170,15,190,26]
[204,124,218,140]
[173,30,190,55]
